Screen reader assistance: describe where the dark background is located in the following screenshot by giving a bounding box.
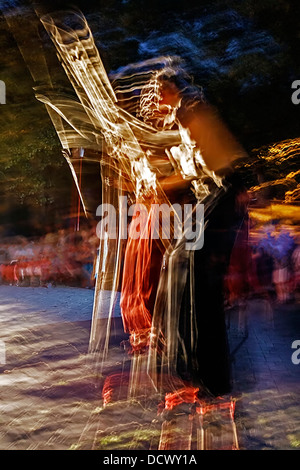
[0,0,299,236]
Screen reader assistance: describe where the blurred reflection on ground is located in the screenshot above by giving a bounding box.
[0,286,298,450]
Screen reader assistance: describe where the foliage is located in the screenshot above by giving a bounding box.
[0,0,299,235]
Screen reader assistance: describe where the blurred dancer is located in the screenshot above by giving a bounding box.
[149,70,250,396]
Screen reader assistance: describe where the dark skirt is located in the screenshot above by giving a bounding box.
[177,173,249,396]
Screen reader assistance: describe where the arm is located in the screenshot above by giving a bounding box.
[159,171,192,192]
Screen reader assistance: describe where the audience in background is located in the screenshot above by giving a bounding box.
[0,220,299,304]
[0,223,99,289]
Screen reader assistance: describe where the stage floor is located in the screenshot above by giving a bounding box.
[0,285,299,450]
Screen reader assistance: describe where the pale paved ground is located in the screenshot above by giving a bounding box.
[228,298,299,450]
[0,285,299,450]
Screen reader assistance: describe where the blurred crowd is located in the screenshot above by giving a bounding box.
[224,223,299,306]
[0,221,299,304]
[251,225,300,304]
[0,224,99,289]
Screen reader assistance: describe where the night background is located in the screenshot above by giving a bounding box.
[0,0,299,452]
[0,0,299,237]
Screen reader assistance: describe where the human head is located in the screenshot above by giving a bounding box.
[139,65,204,129]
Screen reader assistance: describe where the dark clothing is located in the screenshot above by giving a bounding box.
[177,170,248,396]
